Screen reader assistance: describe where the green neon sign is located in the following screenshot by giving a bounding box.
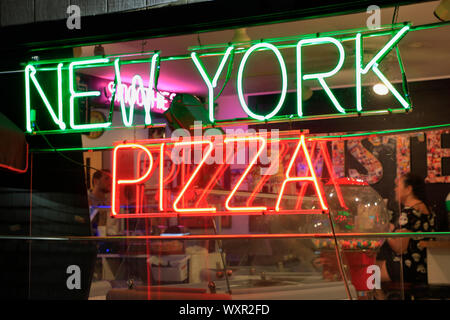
[192,46,234,123]
[25,64,66,132]
[69,58,112,130]
[297,37,346,117]
[356,25,411,110]
[24,23,413,134]
[114,53,160,126]
[237,43,288,121]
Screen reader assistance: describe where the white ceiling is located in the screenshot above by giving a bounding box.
[78,1,450,97]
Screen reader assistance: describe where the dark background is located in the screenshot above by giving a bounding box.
[0,0,447,299]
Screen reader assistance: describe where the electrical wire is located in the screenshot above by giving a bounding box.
[32,123,110,177]
[214,49,235,101]
[392,6,399,26]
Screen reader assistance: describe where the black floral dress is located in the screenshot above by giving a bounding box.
[379,206,436,283]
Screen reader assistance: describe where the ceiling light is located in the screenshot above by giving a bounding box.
[373,83,389,95]
[434,0,450,21]
[232,28,251,49]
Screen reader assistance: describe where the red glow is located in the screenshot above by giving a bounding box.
[275,135,328,212]
[295,141,318,210]
[110,209,325,219]
[173,141,216,213]
[111,133,336,219]
[246,142,289,207]
[224,136,268,212]
[112,143,154,216]
[320,141,348,209]
[326,177,369,186]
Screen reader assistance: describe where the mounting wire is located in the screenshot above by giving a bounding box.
[0,70,24,74]
[214,49,235,101]
[108,72,117,124]
[392,6,400,26]
[32,123,110,178]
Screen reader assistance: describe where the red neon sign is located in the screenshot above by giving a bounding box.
[224,136,268,212]
[112,144,153,216]
[173,140,216,213]
[111,133,340,218]
[275,135,328,212]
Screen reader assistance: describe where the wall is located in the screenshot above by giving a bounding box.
[0,0,210,27]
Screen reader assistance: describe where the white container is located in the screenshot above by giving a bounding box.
[149,255,190,283]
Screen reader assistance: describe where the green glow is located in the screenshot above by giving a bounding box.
[297,37,346,117]
[114,58,135,127]
[355,33,362,112]
[28,122,450,153]
[237,43,287,121]
[361,25,410,75]
[145,53,160,125]
[57,63,65,128]
[25,65,33,133]
[372,64,410,109]
[69,58,112,130]
[191,46,234,123]
[113,54,160,126]
[25,64,66,132]
[357,25,410,110]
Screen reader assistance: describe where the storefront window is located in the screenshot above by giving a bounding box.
[1,1,450,301]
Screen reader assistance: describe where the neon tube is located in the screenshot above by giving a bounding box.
[173,141,216,213]
[159,143,164,211]
[112,143,154,216]
[246,142,288,207]
[194,162,228,208]
[224,136,268,211]
[5,231,450,241]
[319,141,347,209]
[69,58,112,130]
[237,43,287,121]
[146,53,160,124]
[295,141,318,210]
[355,33,363,112]
[297,37,345,117]
[25,64,66,132]
[361,25,410,74]
[356,25,411,110]
[114,58,140,127]
[372,64,410,109]
[136,150,143,214]
[275,135,328,212]
[136,147,159,213]
[191,46,234,123]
